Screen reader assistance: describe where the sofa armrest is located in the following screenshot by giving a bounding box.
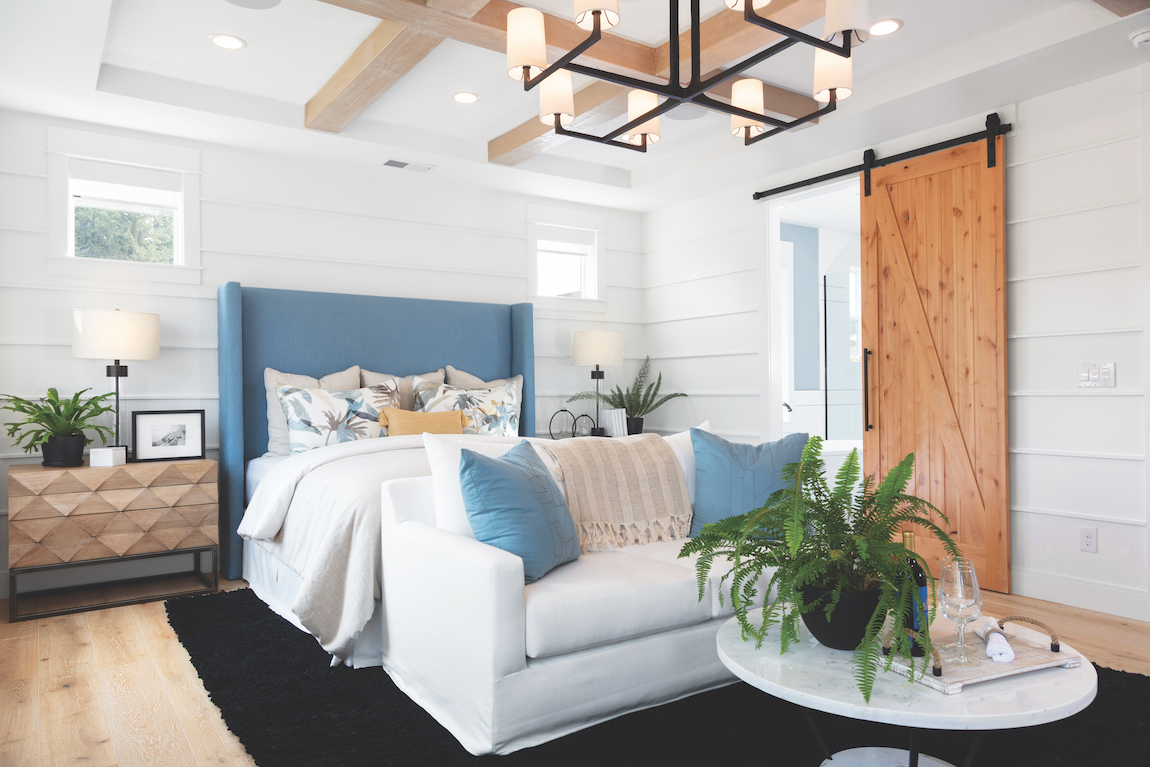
[381,515,528,687]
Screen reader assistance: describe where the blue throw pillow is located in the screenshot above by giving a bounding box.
[690,430,809,536]
[459,441,580,583]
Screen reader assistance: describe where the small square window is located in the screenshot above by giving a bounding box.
[68,160,183,265]
[531,225,598,301]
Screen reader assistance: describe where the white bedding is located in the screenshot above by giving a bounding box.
[238,435,431,661]
[245,454,288,503]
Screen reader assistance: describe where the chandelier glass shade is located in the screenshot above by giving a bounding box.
[506,0,869,152]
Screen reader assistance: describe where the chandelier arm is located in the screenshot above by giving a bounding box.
[691,93,791,129]
[564,63,680,98]
[745,89,838,146]
[554,116,648,152]
[694,37,801,95]
[745,5,853,58]
[668,0,679,90]
[523,11,603,92]
[601,98,680,142]
[690,0,702,86]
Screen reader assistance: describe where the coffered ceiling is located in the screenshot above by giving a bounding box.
[1,0,1149,210]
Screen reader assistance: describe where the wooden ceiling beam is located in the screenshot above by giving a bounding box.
[321,0,658,80]
[1090,0,1150,16]
[305,20,444,133]
[488,0,825,166]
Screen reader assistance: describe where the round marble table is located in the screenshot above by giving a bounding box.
[716,609,1097,766]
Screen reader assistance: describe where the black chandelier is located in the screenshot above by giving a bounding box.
[505,0,870,152]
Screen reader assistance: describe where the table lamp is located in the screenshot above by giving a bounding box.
[570,330,624,437]
[72,309,161,465]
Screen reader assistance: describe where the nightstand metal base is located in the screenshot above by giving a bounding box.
[9,545,218,622]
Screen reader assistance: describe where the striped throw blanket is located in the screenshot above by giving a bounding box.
[543,433,692,552]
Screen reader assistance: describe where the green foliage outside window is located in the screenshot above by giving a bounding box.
[74,205,175,263]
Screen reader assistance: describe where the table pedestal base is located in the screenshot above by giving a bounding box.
[819,747,955,767]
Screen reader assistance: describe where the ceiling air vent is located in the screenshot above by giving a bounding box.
[381,159,437,172]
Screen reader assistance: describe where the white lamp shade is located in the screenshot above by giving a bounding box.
[824,0,870,44]
[72,310,160,361]
[507,7,546,80]
[730,78,765,137]
[574,0,619,31]
[627,89,661,145]
[539,69,575,126]
[724,0,772,11]
[813,47,852,102]
[571,330,624,367]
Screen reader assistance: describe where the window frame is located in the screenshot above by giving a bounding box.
[47,127,202,285]
[526,221,606,312]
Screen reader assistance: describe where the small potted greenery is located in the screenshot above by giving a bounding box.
[567,356,686,434]
[1,388,116,467]
[681,436,960,701]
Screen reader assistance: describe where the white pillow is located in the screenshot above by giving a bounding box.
[663,420,712,506]
[423,432,525,538]
[263,366,360,456]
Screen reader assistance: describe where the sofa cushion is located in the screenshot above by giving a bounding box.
[622,539,777,620]
[459,441,580,584]
[690,429,808,536]
[523,551,712,658]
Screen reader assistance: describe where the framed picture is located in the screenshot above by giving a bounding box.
[131,410,206,462]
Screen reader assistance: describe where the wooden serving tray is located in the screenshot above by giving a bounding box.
[887,626,1081,694]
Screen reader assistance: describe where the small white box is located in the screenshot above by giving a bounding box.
[90,446,127,467]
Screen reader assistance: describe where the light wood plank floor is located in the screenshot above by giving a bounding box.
[1,584,1147,766]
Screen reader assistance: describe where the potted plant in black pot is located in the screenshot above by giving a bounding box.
[681,436,960,701]
[2,388,116,467]
[567,356,686,434]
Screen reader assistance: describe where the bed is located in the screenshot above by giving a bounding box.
[217,282,535,666]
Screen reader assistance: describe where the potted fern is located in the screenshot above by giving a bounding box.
[567,356,686,434]
[680,436,960,701]
[1,388,116,467]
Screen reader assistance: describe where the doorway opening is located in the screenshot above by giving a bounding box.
[767,179,862,450]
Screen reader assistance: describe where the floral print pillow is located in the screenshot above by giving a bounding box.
[277,383,401,454]
[415,381,520,437]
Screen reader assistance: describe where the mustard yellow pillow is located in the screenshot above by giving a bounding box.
[380,408,465,436]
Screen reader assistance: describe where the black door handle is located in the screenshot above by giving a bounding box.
[863,349,873,432]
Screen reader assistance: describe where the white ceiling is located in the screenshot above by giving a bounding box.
[1,0,1148,211]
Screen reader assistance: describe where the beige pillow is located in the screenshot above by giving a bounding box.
[444,365,524,410]
[361,368,445,411]
[263,366,360,455]
[379,407,466,437]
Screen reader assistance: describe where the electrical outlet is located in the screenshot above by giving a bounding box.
[1080,526,1098,553]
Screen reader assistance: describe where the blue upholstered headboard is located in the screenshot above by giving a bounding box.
[217,282,535,579]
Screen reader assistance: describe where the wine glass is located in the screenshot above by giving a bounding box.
[939,558,982,667]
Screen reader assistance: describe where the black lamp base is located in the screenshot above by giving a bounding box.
[590,427,607,437]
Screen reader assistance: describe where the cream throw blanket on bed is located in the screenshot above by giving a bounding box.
[544,433,692,552]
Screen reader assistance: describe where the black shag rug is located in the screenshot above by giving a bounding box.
[165,588,1146,766]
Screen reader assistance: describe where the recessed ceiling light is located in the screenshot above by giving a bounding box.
[870,19,902,36]
[210,34,247,50]
[453,92,480,104]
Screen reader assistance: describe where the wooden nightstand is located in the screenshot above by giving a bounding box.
[7,458,219,621]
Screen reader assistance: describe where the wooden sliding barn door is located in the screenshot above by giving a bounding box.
[860,138,1010,593]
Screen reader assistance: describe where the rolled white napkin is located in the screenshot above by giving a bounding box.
[973,616,1015,663]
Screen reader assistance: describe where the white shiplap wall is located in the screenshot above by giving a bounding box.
[0,108,643,596]
[642,67,1149,621]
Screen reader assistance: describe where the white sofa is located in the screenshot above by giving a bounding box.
[379,474,767,755]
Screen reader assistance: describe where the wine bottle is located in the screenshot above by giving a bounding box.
[903,531,928,657]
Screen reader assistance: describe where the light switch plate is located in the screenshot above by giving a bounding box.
[1076,362,1115,388]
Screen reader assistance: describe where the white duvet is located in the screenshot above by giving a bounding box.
[238,435,431,661]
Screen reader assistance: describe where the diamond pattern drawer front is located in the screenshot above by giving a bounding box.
[8,460,219,569]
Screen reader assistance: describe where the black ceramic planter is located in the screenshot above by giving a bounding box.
[41,434,85,467]
[799,585,882,651]
[626,417,644,435]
